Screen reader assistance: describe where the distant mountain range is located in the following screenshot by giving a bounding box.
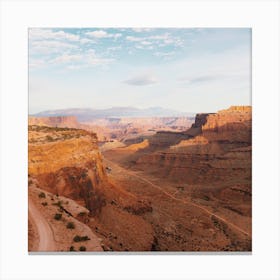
[32,107,195,122]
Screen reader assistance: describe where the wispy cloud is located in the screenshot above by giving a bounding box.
[132,28,153,33]
[29,28,251,114]
[51,53,82,64]
[123,74,158,86]
[126,36,143,42]
[154,51,175,58]
[126,32,183,49]
[50,49,115,68]
[29,58,46,69]
[178,75,221,84]
[29,28,80,42]
[30,40,78,54]
[86,30,122,39]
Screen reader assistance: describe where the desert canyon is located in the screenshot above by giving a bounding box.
[28,106,252,252]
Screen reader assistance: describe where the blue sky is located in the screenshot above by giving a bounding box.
[29,28,251,114]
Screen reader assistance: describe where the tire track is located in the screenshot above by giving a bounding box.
[104,158,251,238]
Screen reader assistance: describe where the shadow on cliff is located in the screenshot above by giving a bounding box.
[104,118,252,173]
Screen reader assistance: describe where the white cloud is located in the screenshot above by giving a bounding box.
[30,40,78,54]
[123,74,158,86]
[51,54,82,64]
[141,41,152,45]
[126,32,183,48]
[176,47,251,88]
[86,30,122,39]
[80,38,93,44]
[178,75,221,84]
[30,47,115,69]
[67,65,85,70]
[84,49,114,65]
[154,51,175,57]
[107,46,122,51]
[153,52,176,60]
[29,28,80,41]
[126,36,143,42]
[135,45,154,50]
[29,58,45,69]
[132,28,153,32]
[149,33,170,40]
[87,56,115,65]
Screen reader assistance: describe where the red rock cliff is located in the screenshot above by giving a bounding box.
[135,106,252,184]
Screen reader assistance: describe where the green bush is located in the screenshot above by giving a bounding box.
[66,222,75,229]
[54,213,62,220]
[38,192,46,198]
[79,246,86,251]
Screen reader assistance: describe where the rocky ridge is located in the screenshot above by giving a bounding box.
[135,106,252,184]
[28,124,155,251]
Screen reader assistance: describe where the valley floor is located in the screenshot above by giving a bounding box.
[101,150,252,251]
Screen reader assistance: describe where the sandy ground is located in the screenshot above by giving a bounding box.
[28,186,103,252]
[102,151,251,251]
[29,198,56,251]
[103,157,250,237]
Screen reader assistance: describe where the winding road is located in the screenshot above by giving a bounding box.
[103,157,251,238]
[28,199,56,251]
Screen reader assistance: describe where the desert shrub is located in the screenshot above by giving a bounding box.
[38,192,46,198]
[79,246,86,251]
[66,222,75,229]
[81,235,90,241]
[52,200,62,207]
[41,202,48,206]
[54,213,62,220]
[73,235,90,242]
[73,235,81,242]
[69,246,75,251]
[78,211,87,217]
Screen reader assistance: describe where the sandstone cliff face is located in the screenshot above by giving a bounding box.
[135,106,252,185]
[202,106,252,144]
[29,125,155,250]
[28,125,107,215]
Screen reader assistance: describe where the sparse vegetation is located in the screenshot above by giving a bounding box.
[78,211,87,217]
[54,213,62,220]
[66,222,75,229]
[73,235,90,242]
[202,195,210,201]
[69,246,75,251]
[38,192,46,198]
[41,202,48,206]
[79,246,86,251]
[52,200,63,207]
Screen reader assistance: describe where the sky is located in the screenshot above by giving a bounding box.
[29,28,251,114]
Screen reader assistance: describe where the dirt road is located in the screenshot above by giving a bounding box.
[103,157,251,238]
[28,199,56,251]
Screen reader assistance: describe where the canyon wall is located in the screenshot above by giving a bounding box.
[28,126,107,215]
[28,125,155,250]
[134,106,252,185]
